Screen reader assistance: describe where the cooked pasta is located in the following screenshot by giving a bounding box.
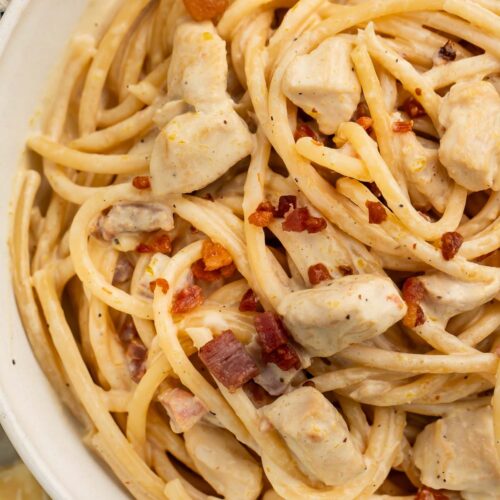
[10,0,500,498]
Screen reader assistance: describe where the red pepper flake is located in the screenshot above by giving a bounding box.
[136,234,172,254]
[402,97,426,118]
[249,202,274,228]
[366,201,387,224]
[392,120,414,133]
[338,265,354,276]
[441,232,463,261]
[132,176,151,189]
[415,87,422,96]
[438,41,457,62]
[282,207,327,233]
[273,195,297,218]
[183,0,228,22]
[149,278,169,294]
[254,312,289,353]
[202,240,233,271]
[198,330,259,392]
[356,116,373,130]
[294,123,317,142]
[262,343,301,371]
[239,289,260,312]
[415,486,450,500]
[308,263,332,285]
[402,277,426,328]
[172,285,204,314]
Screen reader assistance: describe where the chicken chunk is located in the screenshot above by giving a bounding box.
[277,274,406,356]
[97,203,174,241]
[151,22,252,195]
[261,387,365,486]
[438,81,500,192]
[413,407,500,497]
[416,272,500,325]
[392,114,452,213]
[184,423,262,500]
[283,35,361,134]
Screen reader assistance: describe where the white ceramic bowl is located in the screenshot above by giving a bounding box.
[0,1,128,498]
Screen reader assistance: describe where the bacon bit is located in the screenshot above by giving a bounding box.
[308,263,332,285]
[112,255,134,284]
[366,201,387,224]
[202,240,233,271]
[119,317,138,344]
[356,116,373,130]
[294,123,317,142]
[136,234,172,254]
[438,41,457,62]
[126,339,148,383]
[392,120,414,133]
[282,207,327,233]
[402,97,426,119]
[249,202,274,228]
[183,0,228,22]
[262,344,301,371]
[149,278,169,294]
[415,486,450,500]
[172,285,204,314]
[158,388,208,433]
[239,289,260,312]
[441,232,464,261]
[273,195,297,218]
[132,176,151,190]
[402,277,426,328]
[198,330,259,392]
[191,259,220,282]
[338,265,354,276]
[254,312,289,353]
[220,262,236,278]
[244,381,274,408]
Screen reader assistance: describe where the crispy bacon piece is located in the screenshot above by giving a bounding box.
[158,388,208,433]
[273,195,297,218]
[441,232,464,261]
[294,123,317,142]
[338,265,354,276]
[132,176,151,190]
[126,339,148,383]
[149,278,169,294]
[308,263,332,285]
[198,330,259,392]
[402,277,426,328]
[136,234,172,254]
[392,120,414,133]
[243,381,274,408]
[112,255,134,284]
[239,289,260,312]
[172,285,204,314]
[282,207,327,233]
[183,0,228,21]
[262,344,301,371]
[402,97,427,119]
[254,312,289,353]
[356,116,373,130]
[249,202,274,228]
[220,262,236,278]
[192,259,221,282]
[366,201,387,224]
[438,41,457,62]
[415,486,450,500]
[202,240,233,271]
[119,317,138,344]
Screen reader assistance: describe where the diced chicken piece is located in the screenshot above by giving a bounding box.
[391,113,452,213]
[439,81,500,192]
[158,387,208,433]
[151,22,253,195]
[277,274,406,356]
[261,387,365,486]
[184,423,263,500]
[413,407,500,497]
[415,272,500,325]
[283,35,361,134]
[97,203,174,241]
